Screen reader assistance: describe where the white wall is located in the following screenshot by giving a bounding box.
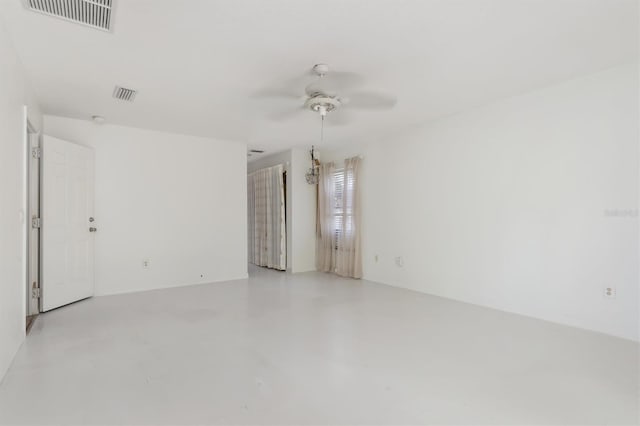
[247,148,316,273]
[289,148,316,273]
[0,24,42,380]
[326,64,639,340]
[44,116,248,296]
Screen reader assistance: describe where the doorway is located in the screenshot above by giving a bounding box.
[25,131,97,330]
[247,164,287,271]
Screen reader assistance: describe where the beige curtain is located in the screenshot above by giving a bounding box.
[315,157,362,279]
[335,157,362,278]
[316,162,335,272]
[248,164,286,270]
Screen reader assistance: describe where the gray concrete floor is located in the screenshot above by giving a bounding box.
[0,265,638,425]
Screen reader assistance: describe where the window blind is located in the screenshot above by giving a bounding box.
[332,167,355,248]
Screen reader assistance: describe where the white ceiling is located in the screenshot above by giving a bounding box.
[1,0,637,158]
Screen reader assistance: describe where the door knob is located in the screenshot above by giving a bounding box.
[89,227,97,232]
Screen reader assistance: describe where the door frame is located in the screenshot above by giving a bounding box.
[24,108,40,321]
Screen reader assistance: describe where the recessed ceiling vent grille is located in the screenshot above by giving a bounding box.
[23,0,114,32]
[112,86,136,102]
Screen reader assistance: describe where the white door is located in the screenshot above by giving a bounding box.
[41,135,95,311]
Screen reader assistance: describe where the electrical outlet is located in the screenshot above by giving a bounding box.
[603,286,616,299]
[142,259,150,269]
[395,256,404,267]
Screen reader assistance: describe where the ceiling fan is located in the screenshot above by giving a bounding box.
[252,64,397,126]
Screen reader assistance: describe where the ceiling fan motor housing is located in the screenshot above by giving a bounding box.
[312,63,330,76]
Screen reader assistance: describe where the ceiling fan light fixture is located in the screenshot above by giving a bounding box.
[305,95,340,116]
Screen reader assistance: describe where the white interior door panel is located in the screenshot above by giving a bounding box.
[41,136,95,311]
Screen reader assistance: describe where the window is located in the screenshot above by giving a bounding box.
[316,156,362,278]
[332,167,355,250]
[333,168,344,249]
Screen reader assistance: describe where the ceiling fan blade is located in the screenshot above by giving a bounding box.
[343,91,397,109]
[305,72,365,96]
[324,110,352,126]
[250,88,301,100]
[267,106,307,121]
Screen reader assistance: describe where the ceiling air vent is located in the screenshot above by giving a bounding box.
[112,86,137,102]
[249,149,265,154]
[23,0,114,32]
